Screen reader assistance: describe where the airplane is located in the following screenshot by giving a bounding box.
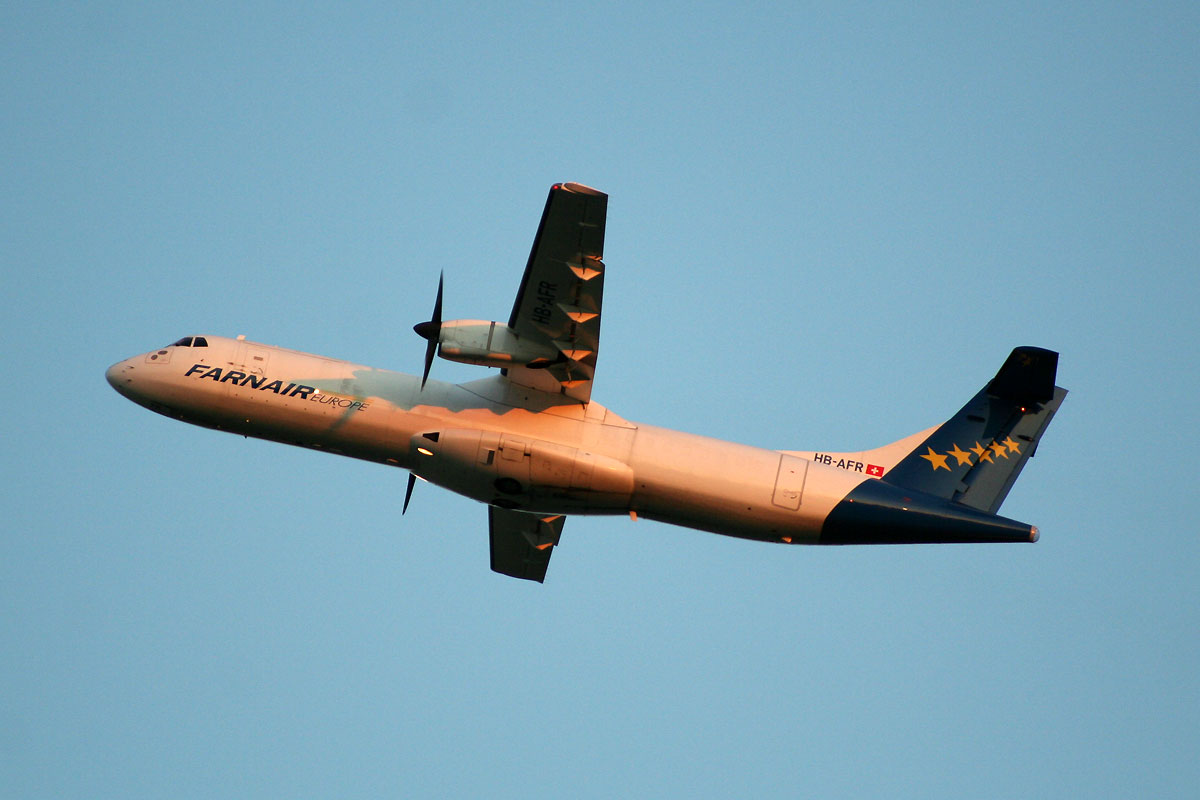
[106,182,1067,582]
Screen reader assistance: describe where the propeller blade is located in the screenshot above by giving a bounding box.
[402,472,416,514]
[420,339,436,388]
[432,271,443,326]
[413,272,444,390]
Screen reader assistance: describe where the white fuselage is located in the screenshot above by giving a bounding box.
[107,335,870,543]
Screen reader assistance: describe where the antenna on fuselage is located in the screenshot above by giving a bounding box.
[412,271,444,389]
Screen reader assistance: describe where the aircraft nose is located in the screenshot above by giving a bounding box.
[106,360,134,395]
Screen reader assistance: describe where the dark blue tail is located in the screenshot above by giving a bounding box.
[882,347,1066,515]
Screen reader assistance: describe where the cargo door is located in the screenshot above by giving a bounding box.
[771,454,809,510]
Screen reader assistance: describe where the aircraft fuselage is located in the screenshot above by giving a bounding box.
[107,335,888,545]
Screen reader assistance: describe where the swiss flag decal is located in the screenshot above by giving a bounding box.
[866,464,885,477]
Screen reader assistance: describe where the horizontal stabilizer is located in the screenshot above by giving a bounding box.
[821,479,1038,544]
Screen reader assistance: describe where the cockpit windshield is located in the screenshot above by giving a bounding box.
[169,336,209,347]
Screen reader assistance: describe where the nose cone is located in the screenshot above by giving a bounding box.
[105,359,135,397]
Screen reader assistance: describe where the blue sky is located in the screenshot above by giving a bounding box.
[3,2,1197,797]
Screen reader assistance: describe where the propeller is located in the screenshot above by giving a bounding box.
[402,472,417,514]
[412,272,444,389]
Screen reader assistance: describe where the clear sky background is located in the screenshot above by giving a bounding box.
[3,3,1197,797]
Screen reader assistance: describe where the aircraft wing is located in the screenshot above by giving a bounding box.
[504,182,607,403]
[488,506,566,583]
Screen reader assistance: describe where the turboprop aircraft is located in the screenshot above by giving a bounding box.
[106,182,1067,582]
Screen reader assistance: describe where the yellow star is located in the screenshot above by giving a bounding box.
[947,443,973,466]
[990,441,1009,459]
[920,446,950,471]
[974,442,993,463]
[1003,436,1021,455]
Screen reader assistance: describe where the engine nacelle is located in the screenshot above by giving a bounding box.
[435,320,562,370]
[410,429,633,513]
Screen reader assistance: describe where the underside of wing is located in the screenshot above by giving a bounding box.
[504,183,607,403]
[488,506,566,583]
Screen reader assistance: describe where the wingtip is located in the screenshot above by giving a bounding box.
[558,182,606,197]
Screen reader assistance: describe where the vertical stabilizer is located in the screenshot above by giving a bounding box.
[882,347,1066,514]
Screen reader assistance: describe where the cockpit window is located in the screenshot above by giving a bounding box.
[171,337,194,347]
[193,337,208,347]
[167,336,209,347]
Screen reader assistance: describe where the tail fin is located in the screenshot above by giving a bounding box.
[883,347,1066,514]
